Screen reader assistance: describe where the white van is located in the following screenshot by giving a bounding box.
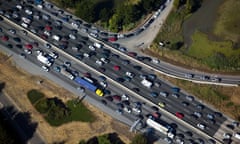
[52,35,61,41]
[21,23,29,28]
[234,133,240,139]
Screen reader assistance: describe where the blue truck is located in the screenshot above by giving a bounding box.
[74,77,104,96]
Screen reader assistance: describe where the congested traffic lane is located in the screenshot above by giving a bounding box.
[0,4,227,139]
[0,16,220,143]
[0,20,214,144]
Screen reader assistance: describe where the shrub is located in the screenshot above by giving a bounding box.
[27,89,44,104]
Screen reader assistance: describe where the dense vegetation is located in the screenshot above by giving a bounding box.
[79,133,147,144]
[152,0,240,71]
[27,89,95,126]
[52,0,166,32]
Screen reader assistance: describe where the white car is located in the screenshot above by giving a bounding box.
[25,9,33,15]
[100,57,109,63]
[152,59,160,64]
[69,34,76,40]
[197,123,206,130]
[44,31,51,36]
[124,107,132,113]
[100,81,107,88]
[88,45,96,51]
[24,49,32,54]
[49,52,58,59]
[126,71,135,78]
[132,107,141,114]
[96,60,103,66]
[41,65,49,72]
[121,94,129,100]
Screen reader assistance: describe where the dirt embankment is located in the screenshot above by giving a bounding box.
[0,52,134,144]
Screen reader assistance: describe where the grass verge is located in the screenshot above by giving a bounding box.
[27,89,95,126]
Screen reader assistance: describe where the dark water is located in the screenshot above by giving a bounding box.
[182,0,225,47]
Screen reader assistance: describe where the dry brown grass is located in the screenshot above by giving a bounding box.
[0,52,133,144]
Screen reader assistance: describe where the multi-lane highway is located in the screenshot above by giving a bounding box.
[0,0,239,144]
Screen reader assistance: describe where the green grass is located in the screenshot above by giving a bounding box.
[188,31,238,59]
[27,89,95,126]
[27,89,44,104]
[214,0,240,42]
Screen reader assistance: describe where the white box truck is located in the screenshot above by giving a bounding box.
[37,54,52,66]
[141,79,153,88]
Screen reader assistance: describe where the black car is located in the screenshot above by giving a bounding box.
[101,100,107,105]
[116,77,124,83]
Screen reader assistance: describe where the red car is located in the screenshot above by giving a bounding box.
[108,37,117,42]
[45,25,52,31]
[1,35,9,41]
[112,95,121,102]
[83,72,91,77]
[127,52,137,57]
[113,65,120,71]
[24,44,33,50]
[175,112,184,119]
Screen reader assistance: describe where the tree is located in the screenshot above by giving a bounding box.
[97,134,111,144]
[79,140,87,144]
[130,134,147,144]
[75,1,96,22]
[173,0,180,9]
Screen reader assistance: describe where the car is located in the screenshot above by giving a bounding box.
[96,60,103,66]
[196,104,205,110]
[132,87,140,92]
[123,76,131,82]
[185,73,194,78]
[101,100,107,105]
[223,133,232,139]
[185,131,193,137]
[24,49,32,54]
[108,37,117,42]
[112,95,121,101]
[151,106,159,111]
[154,81,161,87]
[116,103,124,109]
[164,137,172,144]
[8,29,16,35]
[214,111,222,117]
[133,65,142,70]
[208,118,216,124]
[41,65,49,72]
[186,95,194,101]
[83,72,91,77]
[13,37,21,43]
[123,107,132,113]
[121,94,129,100]
[44,43,51,49]
[139,74,147,79]
[125,72,135,78]
[175,112,184,119]
[127,52,137,57]
[100,81,107,88]
[118,47,127,52]
[53,66,61,72]
[16,44,22,49]
[64,61,71,67]
[49,52,58,59]
[99,67,106,72]
[6,44,13,49]
[24,44,33,50]
[182,101,189,107]
[132,107,141,114]
[72,71,79,76]
[100,58,110,63]
[122,100,130,106]
[148,74,156,80]
[197,123,206,130]
[171,93,179,98]
[200,75,210,80]
[115,109,123,115]
[158,102,165,108]
[159,92,168,97]
[193,111,202,118]
[121,59,130,65]
[105,96,113,102]
[98,75,106,81]
[150,92,158,98]
[19,53,26,58]
[77,87,85,93]
[116,77,124,83]
[1,35,9,41]
[113,65,120,71]
[226,124,234,130]
[206,113,214,120]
